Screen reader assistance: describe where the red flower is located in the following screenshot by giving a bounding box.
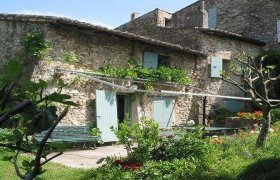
[115,160,123,165]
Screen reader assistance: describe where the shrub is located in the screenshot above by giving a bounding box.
[112,117,159,163]
[152,128,209,161]
[137,159,197,180]
[212,108,235,125]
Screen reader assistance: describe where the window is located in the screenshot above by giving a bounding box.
[158,55,171,67]
[277,19,280,42]
[223,60,231,76]
[208,7,217,29]
[224,99,244,113]
[143,52,171,68]
[165,18,172,27]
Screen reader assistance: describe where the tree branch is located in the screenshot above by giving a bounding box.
[13,151,26,179]
[0,100,32,124]
[222,76,249,93]
[29,107,69,179]
[40,152,63,166]
[0,143,32,153]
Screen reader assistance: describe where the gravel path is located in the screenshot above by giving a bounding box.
[48,145,127,169]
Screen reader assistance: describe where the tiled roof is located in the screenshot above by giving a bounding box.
[0,13,206,56]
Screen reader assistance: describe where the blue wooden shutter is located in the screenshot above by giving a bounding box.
[277,19,280,42]
[153,97,174,128]
[208,7,217,29]
[144,52,158,68]
[96,90,118,142]
[211,57,223,78]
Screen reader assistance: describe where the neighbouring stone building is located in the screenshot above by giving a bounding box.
[0,0,278,142]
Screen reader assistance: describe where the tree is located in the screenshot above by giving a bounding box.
[222,51,280,147]
[0,32,78,179]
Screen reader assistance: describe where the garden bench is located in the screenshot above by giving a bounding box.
[34,126,100,149]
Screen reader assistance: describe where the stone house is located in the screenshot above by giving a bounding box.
[0,0,277,141]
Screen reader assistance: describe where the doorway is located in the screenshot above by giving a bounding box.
[117,95,131,123]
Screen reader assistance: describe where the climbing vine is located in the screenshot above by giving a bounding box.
[99,63,192,89]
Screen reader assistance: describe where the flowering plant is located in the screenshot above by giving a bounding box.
[237,111,263,120]
[114,160,142,171]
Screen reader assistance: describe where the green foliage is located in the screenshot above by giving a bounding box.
[137,159,196,180]
[22,32,50,57]
[63,51,79,63]
[0,58,23,85]
[112,117,159,163]
[271,108,280,124]
[99,64,192,89]
[1,128,280,179]
[0,31,77,179]
[152,128,209,161]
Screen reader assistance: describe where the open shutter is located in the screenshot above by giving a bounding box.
[208,7,217,29]
[277,19,280,42]
[211,57,223,78]
[144,52,158,68]
[96,90,118,142]
[153,97,174,128]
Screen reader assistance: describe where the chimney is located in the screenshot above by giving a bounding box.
[131,12,140,21]
[200,1,209,28]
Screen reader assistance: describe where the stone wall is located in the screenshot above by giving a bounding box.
[172,0,280,49]
[0,18,202,126]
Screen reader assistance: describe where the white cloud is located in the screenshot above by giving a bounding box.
[16,10,114,29]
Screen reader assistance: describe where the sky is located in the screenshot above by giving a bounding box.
[0,0,197,29]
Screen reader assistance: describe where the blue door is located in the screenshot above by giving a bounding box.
[153,97,174,128]
[96,90,118,142]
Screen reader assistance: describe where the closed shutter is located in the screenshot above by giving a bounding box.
[211,57,223,78]
[277,19,280,42]
[153,97,174,128]
[208,7,217,29]
[144,52,158,68]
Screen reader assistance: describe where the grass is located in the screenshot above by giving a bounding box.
[1,127,280,179]
[0,150,93,180]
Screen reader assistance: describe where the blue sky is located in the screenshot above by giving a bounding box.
[0,0,197,28]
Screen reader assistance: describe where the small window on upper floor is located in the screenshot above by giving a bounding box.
[277,19,280,43]
[223,59,231,76]
[143,52,171,69]
[165,18,172,27]
[208,7,217,29]
[158,55,171,67]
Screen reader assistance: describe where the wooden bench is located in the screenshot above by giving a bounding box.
[34,126,101,149]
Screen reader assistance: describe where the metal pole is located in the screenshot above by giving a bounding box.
[202,96,207,126]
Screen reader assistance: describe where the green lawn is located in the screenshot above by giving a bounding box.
[0,150,93,180]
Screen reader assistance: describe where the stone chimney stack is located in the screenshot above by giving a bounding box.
[131,12,140,21]
[200,0,209,28]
